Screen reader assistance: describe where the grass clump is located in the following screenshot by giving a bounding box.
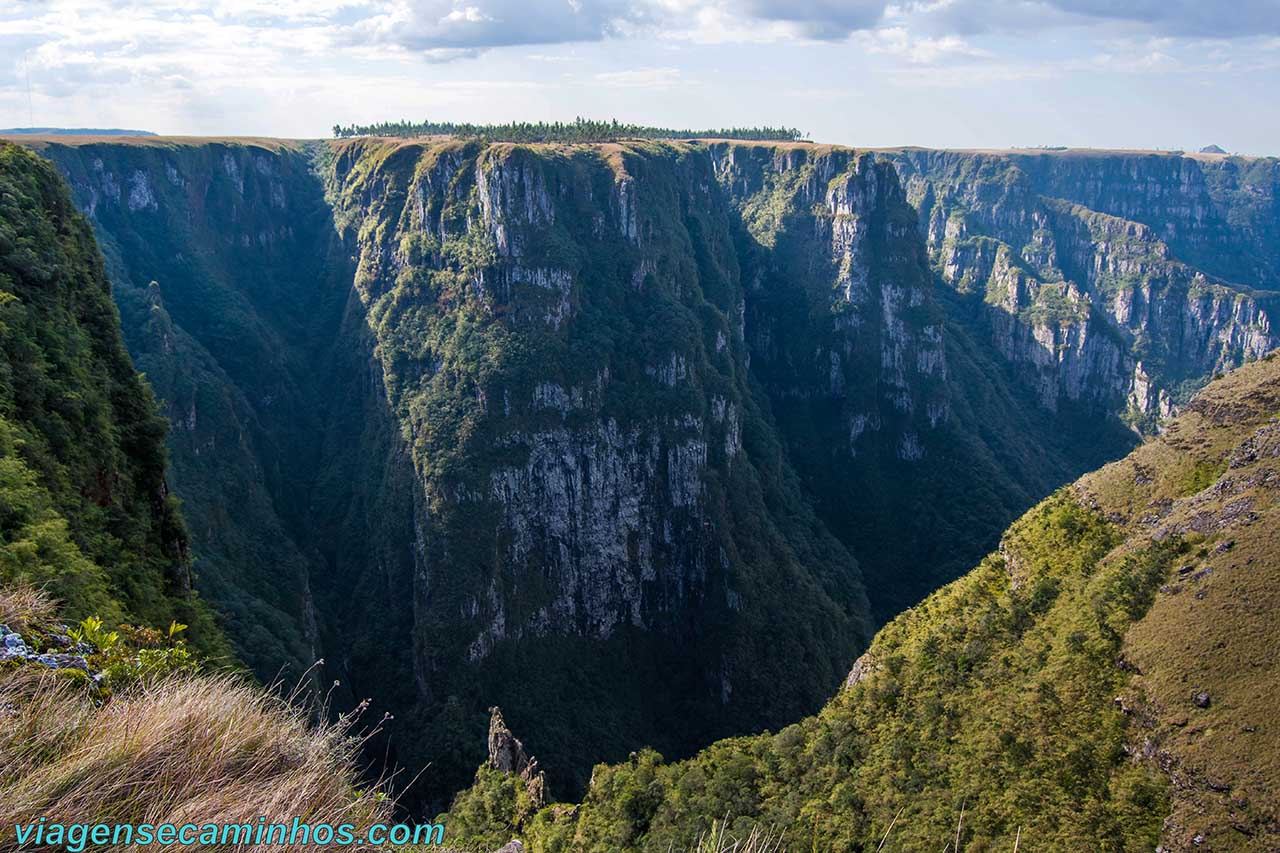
[0,584,55,632]
[0,585,392,852]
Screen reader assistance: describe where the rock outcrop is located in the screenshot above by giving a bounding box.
[888,149,1278,431]
[487,707,546,808]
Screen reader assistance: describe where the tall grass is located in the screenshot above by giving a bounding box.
[692,820,783,853]
[0,586,55,633]
[0,588,392,851]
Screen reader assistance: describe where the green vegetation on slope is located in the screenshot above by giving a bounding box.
[445,353,1280,852]
[0,141,226,655]
[27,138,375,682]
[0,141,387,849]
[1077,355,1280,849]
[446,493,1176,851]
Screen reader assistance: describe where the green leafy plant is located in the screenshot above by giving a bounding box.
[69,615,120,653]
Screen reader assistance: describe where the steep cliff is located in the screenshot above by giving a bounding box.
[16,136,366,679]
[888,149,1277,431]
[710,142,1135,612]
[321,137,872,799]
[448,352,1280,853]
[1011,150,1280,290]
[711,143,948,450]
[16,135,1268,813]
[0,141,225,653]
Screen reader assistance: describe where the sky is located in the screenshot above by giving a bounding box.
[1,0,1278,153]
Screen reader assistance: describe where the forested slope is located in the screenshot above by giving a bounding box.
[0,140,225,654]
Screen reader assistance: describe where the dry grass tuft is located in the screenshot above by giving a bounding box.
[0,665,392,851]
[692,820,783,853]
[0,586,57,633]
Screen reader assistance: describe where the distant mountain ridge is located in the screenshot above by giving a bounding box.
[1,127,156,136]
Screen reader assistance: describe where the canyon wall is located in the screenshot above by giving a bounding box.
[889,149,1276,431]
[19,136,1275,807]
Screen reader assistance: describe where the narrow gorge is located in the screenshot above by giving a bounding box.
[15,135,1276,809]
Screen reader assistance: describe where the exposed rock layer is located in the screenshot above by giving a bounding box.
[16,136,1275,809]
[887,149,1277,430]
[447,351,1280,853]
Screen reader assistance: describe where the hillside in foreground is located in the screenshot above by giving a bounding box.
[0,583,391,852]
[445,352,1280,852]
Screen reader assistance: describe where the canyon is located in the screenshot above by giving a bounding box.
[10,134,1276,808]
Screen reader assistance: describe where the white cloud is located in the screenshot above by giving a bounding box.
[344,0,650,53]
[594,66,683,87]
[1045,0,1280,38]
[1,0,1278,150]
[729,0,889,39]
[894,0,1280,39]
[865,26,988,63]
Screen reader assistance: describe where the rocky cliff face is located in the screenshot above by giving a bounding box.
[1011,151,1280,290]
[710,143,949,462]
[19,135,1269,812]
[889,150,1277,432]
[707,143,1134,615]
[447,352,1280,853]
[322,138,872,800]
